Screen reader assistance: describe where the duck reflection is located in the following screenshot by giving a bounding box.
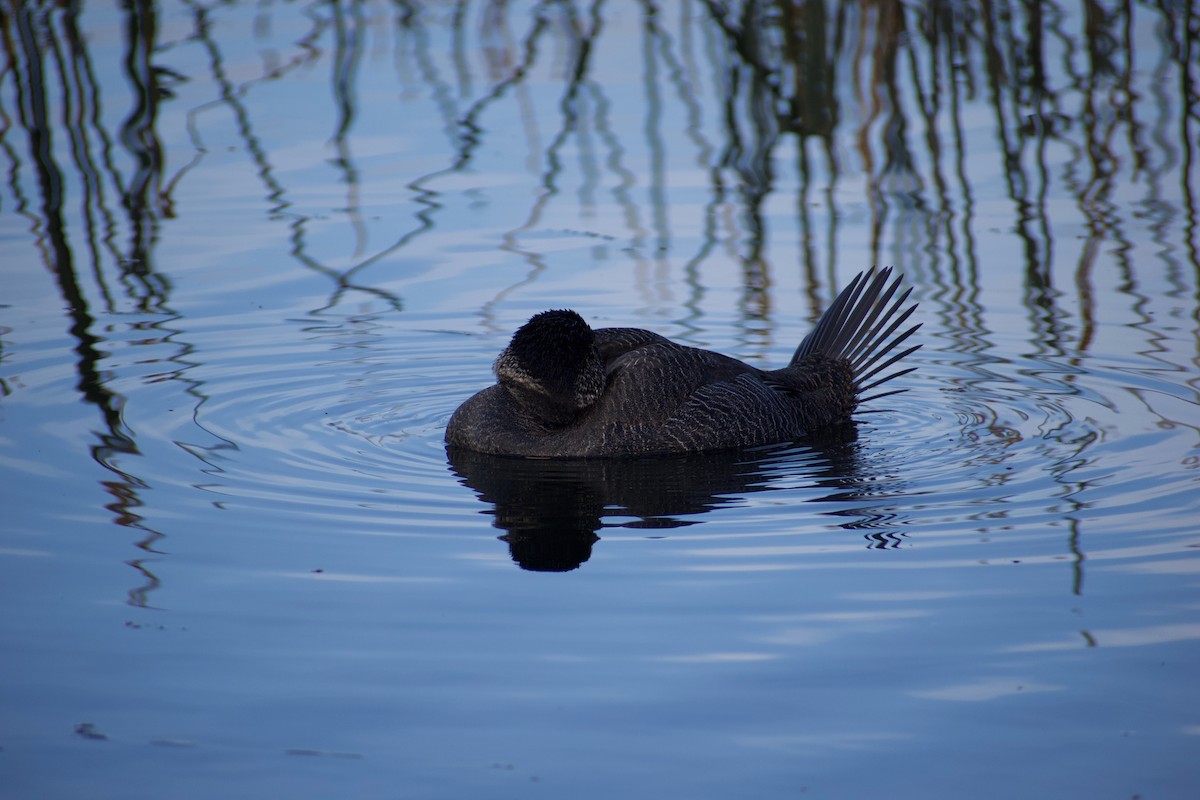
[448,426,877,572]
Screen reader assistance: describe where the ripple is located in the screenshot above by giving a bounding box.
[828,348,1200,566]
[139,320,486,536]
[122,312,1200,577]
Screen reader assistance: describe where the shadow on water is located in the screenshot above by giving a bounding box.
[448,425,910,572]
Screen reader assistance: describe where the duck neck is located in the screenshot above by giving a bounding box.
[503,382,583,430]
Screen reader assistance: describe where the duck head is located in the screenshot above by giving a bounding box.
[494,309,604,428]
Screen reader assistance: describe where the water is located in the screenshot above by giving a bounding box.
[2,2,1198,798]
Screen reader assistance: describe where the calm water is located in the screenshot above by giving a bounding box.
[2,2,1199,798]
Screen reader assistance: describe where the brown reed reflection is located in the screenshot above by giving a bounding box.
[6,2,1196,309]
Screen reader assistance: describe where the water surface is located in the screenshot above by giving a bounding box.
[2,3,1198,798]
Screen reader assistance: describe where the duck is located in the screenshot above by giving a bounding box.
[446,267,920,458]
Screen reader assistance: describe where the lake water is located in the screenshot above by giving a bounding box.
[2,2,1198,798]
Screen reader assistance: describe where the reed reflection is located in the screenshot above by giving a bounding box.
[448,427,909,572]
[8,1,1193,320]
[3,1,1198,594]
[1,3,174,604]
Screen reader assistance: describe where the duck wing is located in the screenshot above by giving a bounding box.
[586,340,792,452]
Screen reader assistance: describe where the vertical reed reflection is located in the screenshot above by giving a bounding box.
[182,0,403,311]
[333,0,1195,334]
[2,2,173,604]
[5,1,1196,312]
[656,2,719,324]
[329,0,368,258]
[119,0,167,267]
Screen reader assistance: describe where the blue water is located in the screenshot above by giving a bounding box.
[2,3,1199,798]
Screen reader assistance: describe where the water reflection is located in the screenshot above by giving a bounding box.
[3,2,172,604]
[448,426,910,572]
[1,1,1198,603]
[6,0,1193,334]
[3,7,1200,797]
[5,1,1196,294]
[6,2,1196,322]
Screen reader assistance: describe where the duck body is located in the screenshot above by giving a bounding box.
[446,268,920,458]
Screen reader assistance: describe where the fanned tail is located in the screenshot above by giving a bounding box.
[790,267,922,403]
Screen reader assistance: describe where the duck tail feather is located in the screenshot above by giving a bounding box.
[857,387,910,405]
[791,269,872,361]
[840,274,907,365]
[790,268,922,402]
[855,328,923,383]
[847,288,915,368]
[858,363,920,394]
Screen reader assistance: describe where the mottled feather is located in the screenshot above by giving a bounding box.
[446,268,921,457]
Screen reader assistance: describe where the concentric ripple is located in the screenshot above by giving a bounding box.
[123,308,1200,579]
[823,347,1200,566]
[129,315,483,540]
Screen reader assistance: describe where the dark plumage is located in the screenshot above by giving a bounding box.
[446,268,921,457]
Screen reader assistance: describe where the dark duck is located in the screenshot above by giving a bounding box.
[446,268,921,458]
